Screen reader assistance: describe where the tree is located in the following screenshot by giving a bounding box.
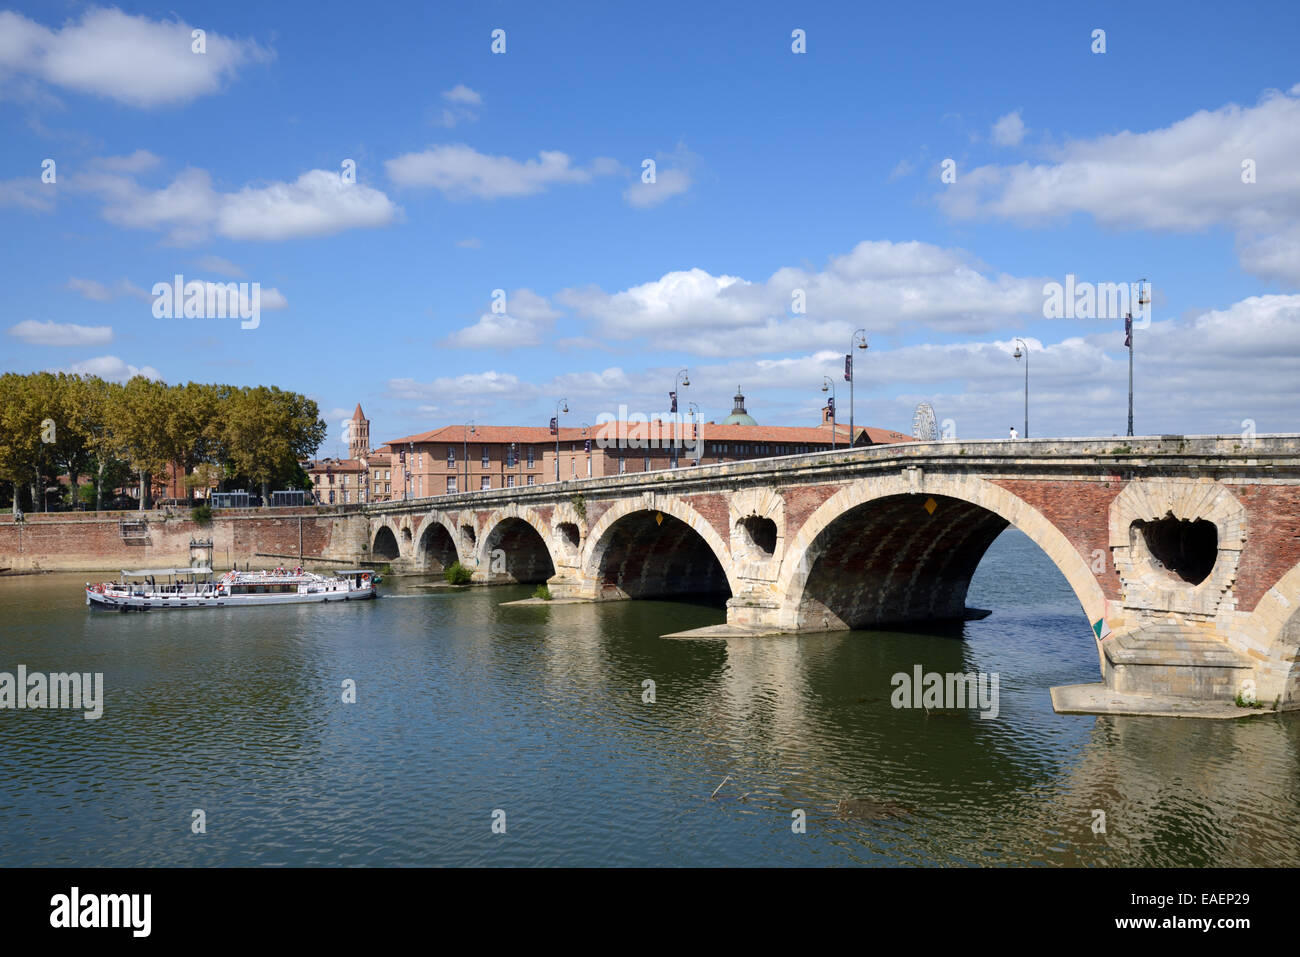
[0,373,52,515]
[112,376,169,509]
[225,386,326,503]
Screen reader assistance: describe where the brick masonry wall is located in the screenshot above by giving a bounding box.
[990,478,1122,601]
[781,484,843,541]
[0,509,347,572]
[682,493,730,546]
[1228,485,1300,610]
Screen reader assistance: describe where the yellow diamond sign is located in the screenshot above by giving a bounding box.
[655,512,664,525]
[923,497,937,515]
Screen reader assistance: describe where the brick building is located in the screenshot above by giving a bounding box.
[380,389,916,501]
[305,404,393,504]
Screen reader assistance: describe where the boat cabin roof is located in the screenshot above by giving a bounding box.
[122,566,213,577]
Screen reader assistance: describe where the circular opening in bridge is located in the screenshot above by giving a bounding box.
[1134,514,1218,585]
[558,522,580,550]
[372,526,400,561]
[460,524,477,547]
[737,515,777,557]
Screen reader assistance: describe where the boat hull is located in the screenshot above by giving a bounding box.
[86,586,376,610]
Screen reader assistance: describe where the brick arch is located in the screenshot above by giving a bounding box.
[370,519,403,561]
[775,473,1106,648]
[414,511,462,572]
[478,505,556,583]
[582,496,738,598]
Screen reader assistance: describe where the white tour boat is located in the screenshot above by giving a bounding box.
[86,565,377,611]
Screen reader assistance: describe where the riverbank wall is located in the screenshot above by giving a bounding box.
[0,508,369,573]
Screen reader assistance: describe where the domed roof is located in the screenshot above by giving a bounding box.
[722,386,757,426]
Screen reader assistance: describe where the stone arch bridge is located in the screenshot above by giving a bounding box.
[342,435,1300,715]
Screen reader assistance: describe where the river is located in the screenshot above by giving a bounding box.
[1,529,1297,866]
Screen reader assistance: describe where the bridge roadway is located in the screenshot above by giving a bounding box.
[344,435,1300,717]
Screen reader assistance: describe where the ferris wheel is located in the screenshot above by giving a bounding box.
[912,402,938,441]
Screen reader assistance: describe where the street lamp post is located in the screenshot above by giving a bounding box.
[821,376,837,450]
[848,329,868,446]
[1127,279,1148,438]
[463,421,475,494]
[688,401,700,466]
[672,368,690,467]
[1012,339,1029,439]
[554,398,568,482]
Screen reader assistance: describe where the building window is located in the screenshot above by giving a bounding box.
[481,446,490,468]
[480,476,491,490]
[506,474,515,488]
[384,470,390,480]
[328,490,335,503]
[342,490,349,503]
[619,457,626,475]
[571,457,577,477]
[448,448,455,468]
[527,446,535,468]
[644,454,651,471]
[527,475,535,486]
[447,476,457,494]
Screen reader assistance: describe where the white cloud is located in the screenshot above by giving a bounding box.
[73,165,399,244]
[624,167,692,208]
[557,240,1044,356]
[218,169,399,241]
[0,7,273,108]
[387,371,534,402]
[432,83,483,127]
[444,313,542,349]
[58,355,160,381]
[937,84,1300,285]
[8,319,113,346]
[66,277,150,302]
[0,176,55,212]
[442,289,560,349]
[456,237,482,249]
[192,254,245,277]
[442,84,482,106]
[385,145,620,198]
[991,110,1025,147]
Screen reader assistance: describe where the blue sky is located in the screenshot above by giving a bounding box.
[2,0,1298,457]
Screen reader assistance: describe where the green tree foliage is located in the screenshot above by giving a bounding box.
[0,373,326,511]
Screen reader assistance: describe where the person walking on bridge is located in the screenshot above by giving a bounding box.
[1009,426,1019,440]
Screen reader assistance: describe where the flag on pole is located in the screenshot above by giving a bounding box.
[844,354,853,382]
[827,397,835,414]
[549,417,558,435]
[1124,314,1132,348]
[669,391,677,413]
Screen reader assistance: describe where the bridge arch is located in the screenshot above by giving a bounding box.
[371,521,402,562]
[414,512,461,573]
[1246,561,1300,709]
[775,473,1107,647]
[582,497,737,599]
[478,506,556,583]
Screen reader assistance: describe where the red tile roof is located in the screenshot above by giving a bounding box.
[384,421,916,448]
